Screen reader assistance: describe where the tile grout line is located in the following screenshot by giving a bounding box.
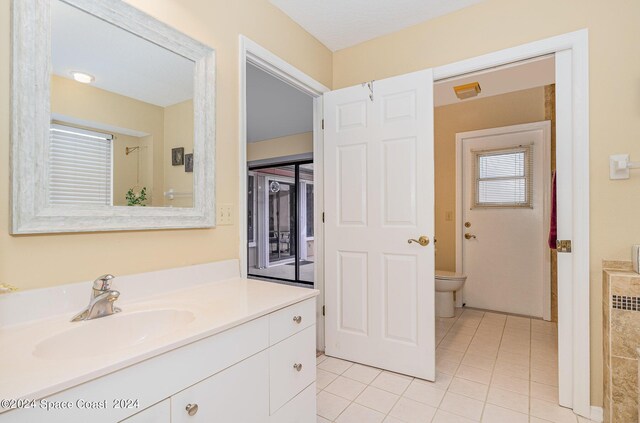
[477,312,507,423]
[317,311,572,423]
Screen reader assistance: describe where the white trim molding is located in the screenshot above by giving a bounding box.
[435,29,590,417]
[238,35,329,350]
[11,0,216,233]
[590,406,604,423]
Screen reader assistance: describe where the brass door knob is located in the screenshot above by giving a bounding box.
[185,403,199,416]
[464,233,476,240]
[408,236,430,246]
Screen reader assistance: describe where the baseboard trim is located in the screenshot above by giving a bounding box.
[590,406,603,422]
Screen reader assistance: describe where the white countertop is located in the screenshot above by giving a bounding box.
[0,274,318,405]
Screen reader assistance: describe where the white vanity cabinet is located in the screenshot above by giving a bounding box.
[2,298,316,423]
[164,298,316,423]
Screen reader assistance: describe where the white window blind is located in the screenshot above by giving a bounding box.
[473,145,532,208]
[49,123,113,206]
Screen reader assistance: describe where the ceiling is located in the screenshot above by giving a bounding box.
[247,64,313,143]
[434,56,556,107]
[269,0,482,51]
[51,0,194,108]
[244,57,552,143]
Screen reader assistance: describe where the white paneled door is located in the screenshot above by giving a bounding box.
[459,122,550,319]
[323,70,436,380]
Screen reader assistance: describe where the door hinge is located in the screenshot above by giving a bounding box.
[322,306,325,316]
[321,119,324,130]
[556,240,572,253]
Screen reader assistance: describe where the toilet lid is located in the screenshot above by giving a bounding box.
[435,270,466,280]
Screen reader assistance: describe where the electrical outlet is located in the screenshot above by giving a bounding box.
[217,204,233,225]
[445,211,453,221]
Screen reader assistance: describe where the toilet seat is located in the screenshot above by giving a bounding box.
[435,270,466,281]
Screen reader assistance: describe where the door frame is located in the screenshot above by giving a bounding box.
[455,121,552,320]
[238,36,330,350]
[433,29,590,417]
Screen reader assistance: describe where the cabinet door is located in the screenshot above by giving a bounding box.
[270,325,316,413]
[171,350,269,423]
[119,399,170,423]
[269,383,316,423]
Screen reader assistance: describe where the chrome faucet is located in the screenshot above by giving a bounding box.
[71,274,121,322]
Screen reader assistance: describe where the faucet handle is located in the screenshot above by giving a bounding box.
[93,274,115,291]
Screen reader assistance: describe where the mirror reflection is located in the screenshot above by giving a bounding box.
[49,0,195,207]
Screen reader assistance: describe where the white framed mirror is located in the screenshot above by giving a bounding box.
[11,0,215,233]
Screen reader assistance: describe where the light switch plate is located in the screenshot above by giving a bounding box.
[217,204,233,225]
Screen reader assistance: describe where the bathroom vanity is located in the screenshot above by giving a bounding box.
[0,260,319,422]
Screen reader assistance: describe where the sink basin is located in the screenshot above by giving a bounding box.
[34,309,195,360]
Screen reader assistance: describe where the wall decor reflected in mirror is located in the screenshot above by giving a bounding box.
[11,0,215,233]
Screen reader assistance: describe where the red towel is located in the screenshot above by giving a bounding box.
[548,171,557,249]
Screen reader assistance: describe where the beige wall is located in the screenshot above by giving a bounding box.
[247,132,313,162]
[334,0,640,406]
[51,75,163,206]
[434,87,546,271]
[163,100,194,208]
[112,133,154,206]
[0,0,332,291]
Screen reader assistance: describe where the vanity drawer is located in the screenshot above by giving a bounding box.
[269,325,316,413]
[119,399,169,423]
[269,298,315,345]
[269,383,316,423]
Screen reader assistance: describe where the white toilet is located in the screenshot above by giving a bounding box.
[435,270,467,318]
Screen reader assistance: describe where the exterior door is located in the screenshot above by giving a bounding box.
[324,70,436,380]
[460,122,550,318]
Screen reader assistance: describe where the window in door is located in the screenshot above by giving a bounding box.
[473,145,532,208]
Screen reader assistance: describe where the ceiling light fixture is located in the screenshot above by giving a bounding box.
[70,71,95,84]
[453,82,481,100]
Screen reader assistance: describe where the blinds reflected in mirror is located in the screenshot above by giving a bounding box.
[49,123,113,206]
[473,145,532,208]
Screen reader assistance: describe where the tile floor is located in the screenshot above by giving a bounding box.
[316,308,598,423]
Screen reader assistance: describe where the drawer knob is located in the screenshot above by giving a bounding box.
[293,363,303,372]
[293,315,302,324]
[185,403,199,416]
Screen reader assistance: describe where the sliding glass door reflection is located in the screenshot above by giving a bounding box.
[247,162,314,285]
[298,163,315,284]
[268,181,295,264]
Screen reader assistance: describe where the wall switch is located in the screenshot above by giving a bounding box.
[217,204,233,225]
[445,211,454,221]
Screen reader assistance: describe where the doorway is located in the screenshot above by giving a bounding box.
[239,36,330,350]
[319,31,590,418]
[458,121,551,318]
